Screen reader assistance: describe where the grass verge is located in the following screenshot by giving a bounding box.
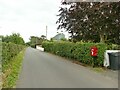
[92,67,105,73]
[2,49,26,88]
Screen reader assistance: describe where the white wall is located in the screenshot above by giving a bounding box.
[36,46,44,51]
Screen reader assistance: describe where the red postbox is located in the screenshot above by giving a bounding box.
[90,46,98,56]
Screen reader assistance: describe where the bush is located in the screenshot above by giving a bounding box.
[42,41,119,67]
[2,42,25,72]
[2,49,25,88]
[30,44,36,48]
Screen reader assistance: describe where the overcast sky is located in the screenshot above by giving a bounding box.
[0,0,69,42]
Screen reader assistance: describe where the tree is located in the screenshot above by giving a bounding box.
[41,35,46,40]
[2,33,25,45]
[29,35,46,48]
[60,38,67,41]
[29,36,37,45]
[56,1,120,44]
[26,41,31,46]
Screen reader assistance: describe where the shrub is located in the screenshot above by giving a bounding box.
[2,49,25,88]
[42,41,118,67]
[2,42,25,72]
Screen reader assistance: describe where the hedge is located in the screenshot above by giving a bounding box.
[42,41,119,67]
[2,42,25,72]
[2,49,25,88]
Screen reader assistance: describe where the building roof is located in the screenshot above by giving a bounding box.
[52,33,65,40]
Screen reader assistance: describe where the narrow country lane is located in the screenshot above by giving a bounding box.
[17,47,118,88]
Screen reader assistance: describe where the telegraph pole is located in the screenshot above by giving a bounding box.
[46,25,47,40]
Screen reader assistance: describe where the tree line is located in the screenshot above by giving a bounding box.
[0,33,25,45]
[0,33,47,47]
[26,35,46,48]
[56,1,120,44]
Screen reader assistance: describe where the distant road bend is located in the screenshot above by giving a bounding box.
[17,47,118,88]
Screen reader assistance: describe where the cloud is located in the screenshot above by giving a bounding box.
[0,0,66,42]
[0,0,60,22]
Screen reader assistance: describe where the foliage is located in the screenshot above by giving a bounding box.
[2,42,25,72]
[2,42,25,88]
[2,49,25,88]
[41,35,46,40]
[25,41,31,46]
[42,41,119,67]
[29,35,46,48]
[2,33,25,45]
[56,2,120,44]
[60,38,67,41]
[1,33,25,88]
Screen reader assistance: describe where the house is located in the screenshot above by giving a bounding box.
[52,33,65,41]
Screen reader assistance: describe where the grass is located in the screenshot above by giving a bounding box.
[92,67,105,73]
[2,49,26,88]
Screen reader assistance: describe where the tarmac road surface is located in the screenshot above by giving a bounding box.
[17,47,118,88]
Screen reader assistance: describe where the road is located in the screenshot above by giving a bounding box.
[17,47,118,88]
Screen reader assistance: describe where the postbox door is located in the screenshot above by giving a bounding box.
[91,47,98,56]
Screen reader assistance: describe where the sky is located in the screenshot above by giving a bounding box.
[0,0,69,42]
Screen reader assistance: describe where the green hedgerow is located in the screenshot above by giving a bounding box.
[42,41,118,67]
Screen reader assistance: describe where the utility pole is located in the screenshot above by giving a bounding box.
[46,25,47,40]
